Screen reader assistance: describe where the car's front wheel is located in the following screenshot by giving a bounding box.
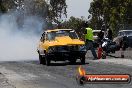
[69,59,76,64]
[80,56,85,65]
[45,55,51,66]
[39,54,46,65]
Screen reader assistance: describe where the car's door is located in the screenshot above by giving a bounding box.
[113,32,123,46]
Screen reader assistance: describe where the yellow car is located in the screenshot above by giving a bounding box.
[37,29,86,66]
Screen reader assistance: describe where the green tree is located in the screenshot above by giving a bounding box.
[0,0,67,24]
[89,0,132,35]
[47,0,67,24]
[0,0,15,12]
[61,16,87,39]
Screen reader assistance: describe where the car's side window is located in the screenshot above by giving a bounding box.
[120,32,125,36]
[46,33,48,40]
[118,32,124,36]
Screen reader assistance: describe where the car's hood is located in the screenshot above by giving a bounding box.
[48,36,85,46]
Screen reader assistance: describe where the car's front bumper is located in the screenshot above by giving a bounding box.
[47,51,86,61]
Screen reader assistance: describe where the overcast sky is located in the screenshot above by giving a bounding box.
[66,0,93,19]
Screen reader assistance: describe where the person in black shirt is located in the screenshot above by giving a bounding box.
[106,29,113,40]
[97,30,104,44]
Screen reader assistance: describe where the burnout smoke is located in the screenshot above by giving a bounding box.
[0,12,44,61]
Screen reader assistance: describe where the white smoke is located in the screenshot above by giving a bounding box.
[0,12,44,61]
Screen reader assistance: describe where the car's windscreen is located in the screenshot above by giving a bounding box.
[120,31,132,36]
[47,30,78,40]
[124,31,132,36]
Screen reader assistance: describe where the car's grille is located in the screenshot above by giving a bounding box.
[56,45,79,51]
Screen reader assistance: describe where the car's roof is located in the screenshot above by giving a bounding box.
[93,30,102,32]
[93,30,104,32]
[45,29,73,32]
[119,30,132,32]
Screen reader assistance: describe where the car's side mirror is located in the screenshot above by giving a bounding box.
[40,37,44,42]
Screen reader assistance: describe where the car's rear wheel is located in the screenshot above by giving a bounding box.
[39,54,42,64]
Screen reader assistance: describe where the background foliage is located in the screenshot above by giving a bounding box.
[0,0,67,28]
[0,0,131,37]
[88,0,132,35]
